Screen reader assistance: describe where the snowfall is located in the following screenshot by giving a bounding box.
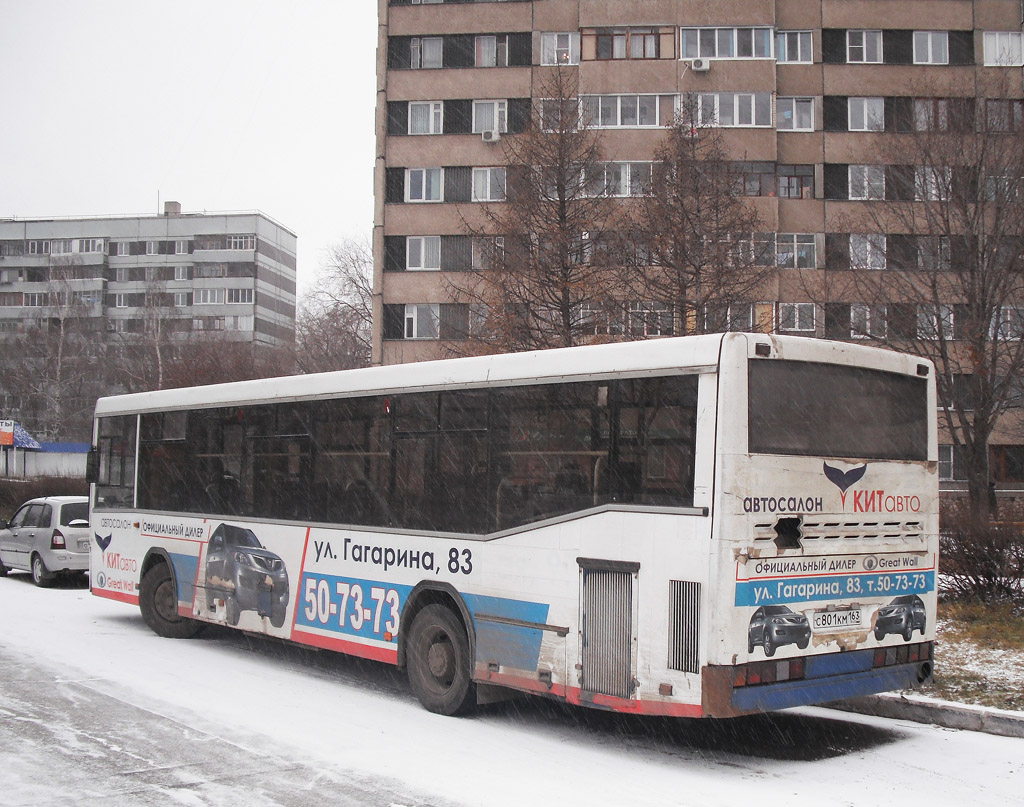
[1,575,1022,807]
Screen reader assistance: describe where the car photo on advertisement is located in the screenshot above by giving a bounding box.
[204,524,289,628]
[874,594,927,641]
[747,605,811,656]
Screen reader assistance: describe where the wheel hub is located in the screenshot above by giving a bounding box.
[426,637,454,682]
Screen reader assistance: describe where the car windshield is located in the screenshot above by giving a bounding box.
[764,606,792,616]
[892,595,916,604]
[60,502,89,526]
[221,525,263,549]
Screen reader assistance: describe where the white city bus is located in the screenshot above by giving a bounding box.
[88,333,936,717]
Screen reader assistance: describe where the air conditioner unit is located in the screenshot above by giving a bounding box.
[481,129,502,143]
[689,58,711,72]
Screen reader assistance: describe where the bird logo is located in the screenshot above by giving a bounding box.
[823,462,867,508]
[95,533,113,552]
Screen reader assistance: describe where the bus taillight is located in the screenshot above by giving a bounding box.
[733,657,807,688]
[873,642,932,669]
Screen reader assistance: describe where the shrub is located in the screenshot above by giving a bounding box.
[0,477,89,522]
[940,498,1024,604]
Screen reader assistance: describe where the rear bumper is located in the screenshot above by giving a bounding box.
[41,549,89,573]
[703,646,933,717]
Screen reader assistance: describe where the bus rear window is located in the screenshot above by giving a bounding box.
[748,360,927,461]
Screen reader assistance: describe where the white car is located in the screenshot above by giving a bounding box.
[0,496,91,586]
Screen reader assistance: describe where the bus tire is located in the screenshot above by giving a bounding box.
[31,554,54,588]
[140,563,202,639]
[407,604,476,716]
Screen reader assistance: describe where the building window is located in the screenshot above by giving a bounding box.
[409,101,443,134]
[984,31,1024,66]
[226,288,253,304]
[541,32,580,65]
[195,288,225,305]
[28,240,50,255]
[472,100,507,134]
[938,445,955,480]
[411,36,443,69]
[115,267,129,282]
[226,235,255,250]
[597,28,660,60]
[174,266,190,281]
[173,292,189,307]
[851,303,887,338]
[696,92,772,127]
[475,35,507,67]
[628,301,673,336]
[407,236,442,271]
[777,97,813,130]
[114,242,130,257]
[472,167,506,202]
[777,165,814,198]
[589,162,654,197]
[913,31,949,64]
[49,239,71,255]
[775,31,812,63]
[995,306,1024,340]
[776,234,816,268]
[779,302,815,332]
[471,236,504,271]
[146,241,158,255]
[584,94,661,127]
[77,238,103,253]
[918,304,954,339]
[915,166,951,201]
[914,98,950,131]
[918,236,951,271]
[23,292,47,307]
[174,239,189,254]
[226,315,254,331]
[848,97,885,131]
[847,30,882,63]
[539,98,578,131]
[115,294,129,308]
[406,168,443,202]
[849,165,886,200]
[145,267,159,282]
[985,98,1024,131]
[850,234,887,270]
[679,27,772,59]
[405,303,440,339]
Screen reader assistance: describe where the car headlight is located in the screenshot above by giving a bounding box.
[233,551,257,568]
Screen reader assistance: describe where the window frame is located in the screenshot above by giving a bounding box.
[406,235,442,271]
[472,167,506,202]
[777,96,814,131]
[679,26,773,59]
[408,101,444,135]
[913,31,949,65]
[848,97,885,131]
[847,30,882,63]
[775,30,813,63]
[541,32,580,65]
[778,302,815,332]
[984,31,1024,66]
[472,99,508,134]
[404,303,440,339]
[406,167,444,203]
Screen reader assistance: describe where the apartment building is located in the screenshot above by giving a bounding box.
[0,203,297,346]
[375,0,1024,491]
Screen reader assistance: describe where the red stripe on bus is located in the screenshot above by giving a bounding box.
[92,587,138,606]
[292,629,399,664]
[291,527,312,632]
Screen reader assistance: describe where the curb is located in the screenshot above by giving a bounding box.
[825,692,1024,738]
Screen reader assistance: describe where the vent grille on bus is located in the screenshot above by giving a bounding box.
[668,580,701,674]
[752,520,925,543]
[580,568,634,699]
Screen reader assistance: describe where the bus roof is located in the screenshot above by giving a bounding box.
[93,333,930,417]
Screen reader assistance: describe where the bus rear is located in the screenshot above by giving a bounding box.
[703,334,936,716]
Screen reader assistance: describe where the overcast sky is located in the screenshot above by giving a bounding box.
[0,1,377,295]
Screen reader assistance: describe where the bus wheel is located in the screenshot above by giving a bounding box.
[140,564,202,639]
[407,604,475,716]
[31,554,54,588]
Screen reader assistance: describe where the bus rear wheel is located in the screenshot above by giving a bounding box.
[407,604,475,716]
[140,563,202,639]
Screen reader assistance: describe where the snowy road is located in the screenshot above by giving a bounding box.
[1,574,1022,807]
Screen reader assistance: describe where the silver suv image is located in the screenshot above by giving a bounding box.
[874,594,927,641]
[204,524,289,627]
[0,496,91,586]
[748,605,812,656]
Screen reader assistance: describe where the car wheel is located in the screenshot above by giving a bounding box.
[748,638,754,654]
[797,637,809,650]
[874,627,884,641]
[31,554,54,588]
[270,608,286,629]
[140,563,202,639]
[0,554,9,578]
[762,633,775,657]
[903,624,913,641]
[407,603,475,716]
[225,595,240,626]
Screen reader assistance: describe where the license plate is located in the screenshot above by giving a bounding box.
[812,607,863,632]
[78,539,91,551]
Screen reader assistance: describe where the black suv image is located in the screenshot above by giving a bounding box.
[748,605,811,656]
[205,524,289,628]
[874,594,927,641]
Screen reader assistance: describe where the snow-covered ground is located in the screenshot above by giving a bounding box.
[1,573,1023,807]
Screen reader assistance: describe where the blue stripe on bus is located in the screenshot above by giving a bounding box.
[805,649,874,678]
[463,594,550,673]
[731,663,923,713]
[169,552,198,605]
[734,570,934,606]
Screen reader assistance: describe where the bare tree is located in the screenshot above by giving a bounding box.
[826,85,1024,521]
[448,67,628,353]
[296,238,373,372]
[627,97,775,335]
